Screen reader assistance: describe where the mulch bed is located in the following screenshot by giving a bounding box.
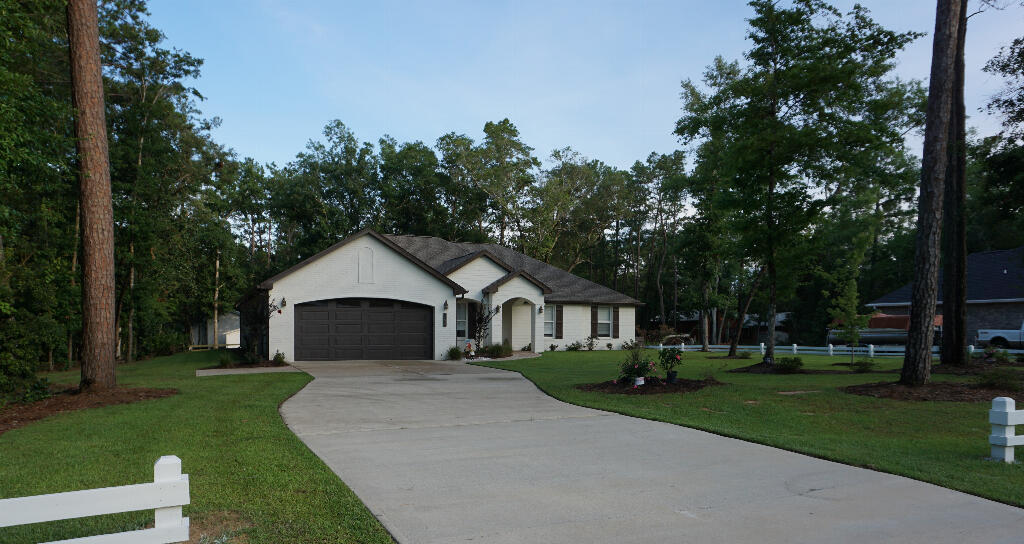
[728,362,851,375]
[575,377,724,395]
[843,381,1021,402]
[930,361,1024,376]
[0,386,178,436]
[877,361,1024,376]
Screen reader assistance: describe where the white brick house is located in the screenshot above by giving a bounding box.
[238,229,639,361]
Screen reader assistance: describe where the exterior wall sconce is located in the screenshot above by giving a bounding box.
[443,300,449,311]
[538,305,544,314]
[280,297,287,307]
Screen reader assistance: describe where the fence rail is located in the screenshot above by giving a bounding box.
[647,342,1024,358]
[0,456,189,544]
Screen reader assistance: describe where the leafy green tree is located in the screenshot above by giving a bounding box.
[679,0,920,364]
[437,120,539,247]
[525,148,627,272]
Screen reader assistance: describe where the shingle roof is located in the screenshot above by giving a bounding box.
[869,246,1024,305]
[383,234,642,305]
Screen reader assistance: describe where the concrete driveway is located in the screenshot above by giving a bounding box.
[281,360,1023,544]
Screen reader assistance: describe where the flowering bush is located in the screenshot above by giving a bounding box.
[658,348,683,373]
[618,344,655,382]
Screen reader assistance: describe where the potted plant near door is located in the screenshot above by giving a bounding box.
[659,347,683,384]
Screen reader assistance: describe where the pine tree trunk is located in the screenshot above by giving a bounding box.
[765,254,777,364]
[655,230,668,327]
[728,268,763,357]
[68,0,117,391]
[127,243,135,363]
[700,280,711,351]
[613,220,620,291]
[68,203,80,365]
[902,0,962,386]
[214,251,220,349]
[941,0,968,368]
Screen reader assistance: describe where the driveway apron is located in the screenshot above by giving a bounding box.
[281,360,1024,544]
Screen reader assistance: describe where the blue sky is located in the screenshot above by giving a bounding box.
[148,0,1024,170]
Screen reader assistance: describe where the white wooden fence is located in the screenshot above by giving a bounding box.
[648,342,1024,358]
[0,455,190,543]
[990,397,1024,463]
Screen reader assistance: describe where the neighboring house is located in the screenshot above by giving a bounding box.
[867,246,1024,342]
[190,311,241,348]
[238,229,640,361]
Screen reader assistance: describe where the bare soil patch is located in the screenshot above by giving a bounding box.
[188,510,251,543]
[728,362,850,375]
[0,386,177,436]
[843,381,1020,402]
[576,377,724,395]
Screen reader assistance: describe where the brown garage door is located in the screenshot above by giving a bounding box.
[294,299,433,360]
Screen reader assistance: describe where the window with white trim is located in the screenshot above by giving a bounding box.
[544,307,554,337]
[456,303,467,338]
[597,306,612,337]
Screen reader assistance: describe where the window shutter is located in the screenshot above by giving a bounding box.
[467,303,477,340]
[613,306,619,339]
[555,305,563,339]
[591,305,598,338]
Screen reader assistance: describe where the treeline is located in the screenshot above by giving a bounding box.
[2,0,1023,396]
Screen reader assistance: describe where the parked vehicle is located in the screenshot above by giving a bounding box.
[826,314,942,346]
[977,321,1024,348]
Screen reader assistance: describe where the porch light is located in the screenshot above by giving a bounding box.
[538,305,544,314]
[280,297,287,307]
[443,301,449,311]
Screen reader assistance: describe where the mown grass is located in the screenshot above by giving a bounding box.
[0,351,393,543]
[476,350,1024,507]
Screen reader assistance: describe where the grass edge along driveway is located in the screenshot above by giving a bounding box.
[475,350,1024,508]
[0,351,394,544]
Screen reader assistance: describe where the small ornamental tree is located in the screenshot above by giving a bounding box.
[617,342,655,383]
[658,347,683,374]
[470,304,500,351]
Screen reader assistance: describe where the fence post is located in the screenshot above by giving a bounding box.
[154,455,188,534]
[868,344,875,358]
[828,344,833,356]
[680,342,685,352]
[969,345,975,355]
[791,344,797,354]
[658,342,663,350]
[989,397,1017,463]
[759,342,765,355]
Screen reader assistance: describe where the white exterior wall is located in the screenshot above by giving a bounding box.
[545,304,637,350]
[267,235,457,361]
[447,257,508,302]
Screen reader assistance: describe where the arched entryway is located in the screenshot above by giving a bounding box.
[500,297,537,351]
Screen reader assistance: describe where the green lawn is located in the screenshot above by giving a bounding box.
[476,350,1024,507]
[0,351,393,543]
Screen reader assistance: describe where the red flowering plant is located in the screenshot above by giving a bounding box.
[617,343,655,382]
[658,347,683,373]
